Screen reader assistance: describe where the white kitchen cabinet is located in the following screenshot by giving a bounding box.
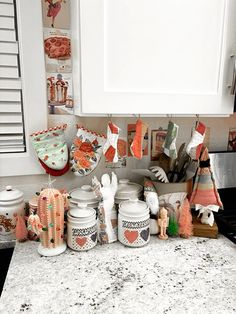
[72,0,236,116]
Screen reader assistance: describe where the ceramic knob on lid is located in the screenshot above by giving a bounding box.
[0,186,25,241]
[115,179,143,205]
[69,185,100,208]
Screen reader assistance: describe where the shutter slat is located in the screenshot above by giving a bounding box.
[0,41,18,53]
[0,3,14,16]
[0,78,21,89]
[0,54,18,66]
[0,29,15,41]
[0,1,25,154]
[0,124,23,134]
[0,1,14,4]
[0,89,21,101]
[0,113,22,123]
[0,102,22,112]
[0,16,14,29]
[0,140,24,146]
[0,146,25,153]
[0,134,23,141]
[0,66,19,78]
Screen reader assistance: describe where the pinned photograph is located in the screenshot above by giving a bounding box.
[228,128,236,151]
[47,72,73,114]
[44,28,72,73]
[151,128,167,161]
[42,0,70,29]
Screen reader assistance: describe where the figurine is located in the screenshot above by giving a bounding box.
[92,172,118,244]
[146,192,159,235]
[196,204,219,227]
[36,187,67,256]
[158,207,169,240]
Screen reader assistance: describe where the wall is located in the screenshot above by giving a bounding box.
[1,113,236,201]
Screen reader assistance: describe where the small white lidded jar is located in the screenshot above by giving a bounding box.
[118,199,150,247]
[0,186,25,241]
[67,204,97,251]
[115,179,143,206]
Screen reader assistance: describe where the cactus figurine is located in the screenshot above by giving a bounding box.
[37,187,67,256]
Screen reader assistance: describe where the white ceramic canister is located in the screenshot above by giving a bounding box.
[69,185,100,209]
[118,199,150,247]
[115,179,143,206]
[0,186,25,241]
[67,204,97,251]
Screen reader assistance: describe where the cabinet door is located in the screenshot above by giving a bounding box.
[78,0,236,115]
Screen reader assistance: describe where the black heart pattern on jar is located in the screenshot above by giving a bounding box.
[140,228,149,241]
[91,232,97,242]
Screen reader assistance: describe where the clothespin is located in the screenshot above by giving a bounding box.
[196,114,200,127]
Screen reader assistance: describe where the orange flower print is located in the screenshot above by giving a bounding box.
[78,156,91,169]
[80,142,93,153]
[44,155,49,161]
[86,151,95,158]
[73,138,82,147]
[73,149,85,161]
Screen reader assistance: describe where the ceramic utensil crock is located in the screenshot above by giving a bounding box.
[118,199,150,247]
[67,204,97,251]
[0,186,25,241]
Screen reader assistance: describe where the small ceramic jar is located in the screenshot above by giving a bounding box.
[115,179,143,207]
[118,199,150,247]
[67,204,97,251]
[29,196,38,214]
[69,185,100,209]
[0,186,25,241]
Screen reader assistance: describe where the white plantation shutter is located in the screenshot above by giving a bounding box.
[0,0,25,153]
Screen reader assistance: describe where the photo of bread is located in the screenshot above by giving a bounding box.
[44,36,71,59]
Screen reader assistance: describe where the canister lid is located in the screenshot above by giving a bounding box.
[29,196,38,208]
[69,204,96,219]
[69,185,100,204]
[115,179,143,199]
[0,186,24,202]
[119,198,149,216]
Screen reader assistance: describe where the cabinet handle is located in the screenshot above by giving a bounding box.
[228,55,236,95]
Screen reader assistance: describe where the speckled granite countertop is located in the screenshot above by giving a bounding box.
[0,236,236,314]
